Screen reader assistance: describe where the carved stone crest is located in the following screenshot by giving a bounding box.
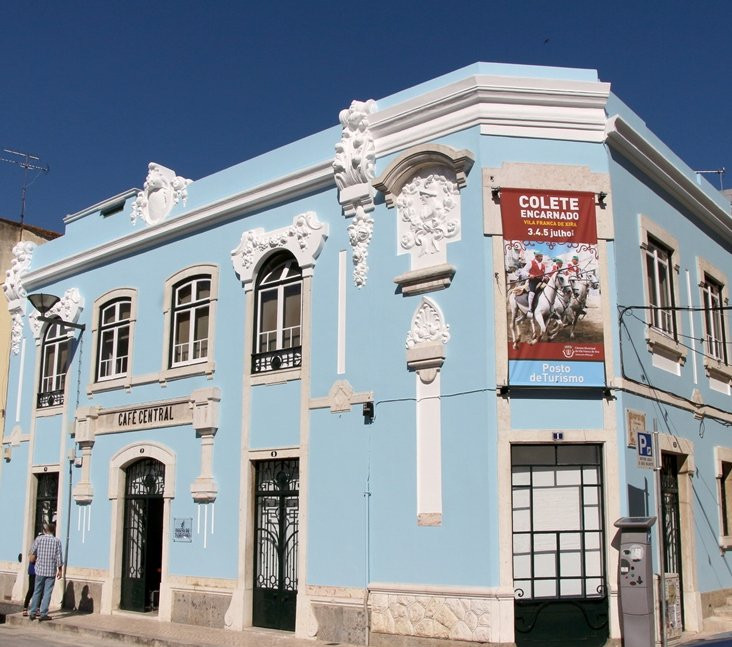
[131,162,192,226]
[3,241,36,354]
[397,171,460,263]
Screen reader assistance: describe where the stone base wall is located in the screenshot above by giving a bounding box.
[0,570,17,601]
[170,588,231,628]
[61,578,102,613]
[700,587,732,619]
[369,587,514,645]
[312,602,367,644]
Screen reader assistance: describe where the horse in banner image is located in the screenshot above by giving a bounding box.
[508,270,570,348]
[545,269,600,340]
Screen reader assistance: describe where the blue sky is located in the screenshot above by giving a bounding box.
[2,1,730,232]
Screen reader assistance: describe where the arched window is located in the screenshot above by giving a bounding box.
[39,321,69,407]
[97,298,132,380]
[170,275,211,367]
[253,253,302,373]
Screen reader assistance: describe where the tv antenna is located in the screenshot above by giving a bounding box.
[0,148,50,227]
[695,167,726,190]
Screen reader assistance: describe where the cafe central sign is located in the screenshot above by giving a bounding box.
[95,398,193,434]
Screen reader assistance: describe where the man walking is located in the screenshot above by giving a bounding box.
[27,522,63,621]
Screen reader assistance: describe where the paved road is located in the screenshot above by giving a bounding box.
[684,636,732,646]
[0,623,123,647]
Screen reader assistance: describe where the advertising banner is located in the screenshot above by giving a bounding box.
[501,188,605,387]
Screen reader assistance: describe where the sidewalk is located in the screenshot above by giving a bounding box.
[5,609,356,647]
[6,606,732,647]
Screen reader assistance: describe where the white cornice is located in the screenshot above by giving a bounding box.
[606,115,732,239]
[370,74,611,154]
[64,188,140,224]
[24,161,335,289]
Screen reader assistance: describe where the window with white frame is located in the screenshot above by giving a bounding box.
[716,447,732,549]
[702,274,728,364]
[645,236,676,337]
[170,276,211,367]
[39,321,69,407]
[97,298,131,380]
[253,253,302,373]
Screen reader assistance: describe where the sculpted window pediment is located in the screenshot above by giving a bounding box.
[230,211,328,289]
[373,144,474,208]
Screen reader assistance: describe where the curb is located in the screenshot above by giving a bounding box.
[5,613,202,647]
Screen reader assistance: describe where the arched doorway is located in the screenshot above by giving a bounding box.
[121,458,165,612]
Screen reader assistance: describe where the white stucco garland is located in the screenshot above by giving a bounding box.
[230,211,328,287]
[3,240,36,354]
[333,99,378,287]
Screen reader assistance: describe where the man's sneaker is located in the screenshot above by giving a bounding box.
[38,615,52,622]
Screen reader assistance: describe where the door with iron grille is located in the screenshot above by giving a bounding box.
[253,459,299,631]
[121,458,164,612]
[34,472,59,537]
[512,444,608,647]
[661,453,684,629]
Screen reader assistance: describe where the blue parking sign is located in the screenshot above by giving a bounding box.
[637,431,654,468]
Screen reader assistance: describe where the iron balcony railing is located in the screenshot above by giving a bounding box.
[252,346,302,374]
[37,389,64,408]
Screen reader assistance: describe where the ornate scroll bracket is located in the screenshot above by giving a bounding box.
[333,99,378,286]
[406,297,450,384]
[29,288,84,344]
[131,162,192,227]
[231,211,328,289]
[3,241,36,354]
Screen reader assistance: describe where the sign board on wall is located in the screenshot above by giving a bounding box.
[501,188,605,387]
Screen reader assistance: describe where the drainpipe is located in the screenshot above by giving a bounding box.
[62,448,73,608]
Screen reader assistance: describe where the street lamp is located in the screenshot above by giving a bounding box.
[27,293,85,330]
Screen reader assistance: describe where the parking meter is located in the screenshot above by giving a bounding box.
[614,517,656,647]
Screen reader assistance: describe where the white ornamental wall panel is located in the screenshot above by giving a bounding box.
[396,168,461,270]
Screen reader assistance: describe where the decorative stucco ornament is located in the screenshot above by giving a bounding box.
[406,297,451,349]
[130,162,192,226]
[3,241,36,354]
[29,288,84,343]
[347,206,374,288]
[397,172,460,257]
[333,99,377,191]
[231,211,328,287]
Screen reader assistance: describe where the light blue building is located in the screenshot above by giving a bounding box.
[1,63,730,647]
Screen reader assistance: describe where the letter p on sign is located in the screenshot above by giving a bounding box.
[637,431,654,468]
